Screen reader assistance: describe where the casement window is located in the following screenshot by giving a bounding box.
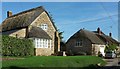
[76,40,82,47]
[35,38,51,48]
[40,24,48,30]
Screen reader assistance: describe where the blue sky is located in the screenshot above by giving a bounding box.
[1,2,118,41]
[1,0,120,2]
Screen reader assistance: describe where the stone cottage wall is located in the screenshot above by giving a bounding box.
[92,44,100,56]
[66,38,92,55]
[30,11,59,55]
[56,32,60,52]
[35,48,52,56]
[2,28,26,38]
[117,45,120,54]
[92,44,105,56]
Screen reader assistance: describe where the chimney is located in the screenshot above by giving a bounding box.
[7,11,12,17]
[97,27,101,35]
[109,32,112,37]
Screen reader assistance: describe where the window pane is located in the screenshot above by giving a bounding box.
[76,40,82,47]
[40,24,48,30]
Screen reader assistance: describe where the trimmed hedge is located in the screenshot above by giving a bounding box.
[2,35,34,56]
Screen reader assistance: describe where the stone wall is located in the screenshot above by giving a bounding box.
[30,11,60,55]
[92,44,105,56]
[92,44,100,56]
[117,46,120,54]
[35,48,52,56]
[54,31,61,55]
[2,28,26,38]
[56,32,60,52]
[66,38,92,55]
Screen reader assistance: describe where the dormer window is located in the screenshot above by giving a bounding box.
[40,24,48,30]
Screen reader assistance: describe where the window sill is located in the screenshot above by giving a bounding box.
[74,46,82,47]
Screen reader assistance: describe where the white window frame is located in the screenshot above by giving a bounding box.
[34,38,51,48]
[40,24,48,30]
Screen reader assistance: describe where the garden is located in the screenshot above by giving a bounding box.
[1,35,106,69]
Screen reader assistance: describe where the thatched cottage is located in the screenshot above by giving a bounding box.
[66,28,119,56]
[1,6,60,56]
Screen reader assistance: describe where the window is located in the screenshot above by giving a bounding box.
[40,24,48,30]
[76,40,82,47]
[35,38,51,48]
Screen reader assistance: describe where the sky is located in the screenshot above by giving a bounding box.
[1,0,120,2]
[0,2,118,41]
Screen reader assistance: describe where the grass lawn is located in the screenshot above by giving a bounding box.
[2,56,106,69]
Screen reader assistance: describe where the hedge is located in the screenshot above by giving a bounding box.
[2,35,34,57]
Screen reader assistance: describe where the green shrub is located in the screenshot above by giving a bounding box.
[2,35,34,57]
[104,44,117,52]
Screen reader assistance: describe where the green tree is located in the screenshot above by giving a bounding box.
[58,30,64,42]
[49,12,65,51]
[49,12,64,41]
[105,44,118,52]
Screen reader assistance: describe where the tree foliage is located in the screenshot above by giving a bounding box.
[49,12,64,42]
[59,31,64,41]
[105,44,118,52]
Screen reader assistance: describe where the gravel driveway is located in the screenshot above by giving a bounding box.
[98,58,120,69]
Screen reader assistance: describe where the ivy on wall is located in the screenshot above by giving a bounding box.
[2,35,34,56]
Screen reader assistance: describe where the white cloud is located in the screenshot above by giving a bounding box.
[56,12,118,26]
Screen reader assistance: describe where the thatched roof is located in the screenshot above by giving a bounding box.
[93,30,119,45]
[1,6,57,32]
[28,26,51,39]
[67,29,119,45]
[96,34,119,45]
[67,29,105,44]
